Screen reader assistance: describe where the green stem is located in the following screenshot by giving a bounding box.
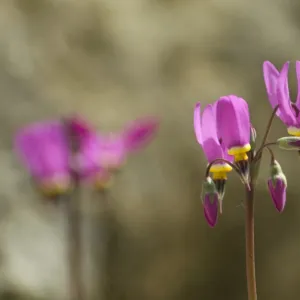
[67,185,84,300]
[63,118,85,300]
[245,183,257,300]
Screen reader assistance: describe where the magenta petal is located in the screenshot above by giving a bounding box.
[75,132,102,179]
[194,102,203,144]
[203,194,218,227]
[296,61,300,109]
[123,117,159,152]
[201,104,225,162]
[268,178,287,213]
[263,61,281,113]
[98,134,127,169]
[216,95,250,149]
[277,62,296,127]
[69,115,95,138]
[15,120,70,183]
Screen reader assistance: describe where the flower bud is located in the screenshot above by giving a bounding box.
[250,125,257,150]
[267,160,287,213]
[202,177,219,227]
[276,136,300,150]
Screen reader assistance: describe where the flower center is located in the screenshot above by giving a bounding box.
[287,126,300,137]
[38,174,71,197]
[210,163,232,180]
[94,173,113,190]
[227,144,251,162]
[40,181,71,197]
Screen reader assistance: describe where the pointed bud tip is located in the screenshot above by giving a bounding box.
[277,136,300,150]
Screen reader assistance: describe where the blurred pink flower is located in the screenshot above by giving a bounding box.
[15,116,159,193]
[15,120,72,196]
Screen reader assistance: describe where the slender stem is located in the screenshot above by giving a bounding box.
[257,105,279,154]
[254,142,277,162]
[67,185,84,300]
[245,183,257,300]
[63,117,85,300]
[265,146,275,163]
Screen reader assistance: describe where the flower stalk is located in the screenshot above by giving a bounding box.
[245,182,257,300]
[65,119,85,300]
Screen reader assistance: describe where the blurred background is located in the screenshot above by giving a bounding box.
[1,0,300,299]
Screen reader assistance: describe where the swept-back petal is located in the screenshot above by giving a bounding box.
[277,62,296,126]
[98,134,127,170]
[216,95,250,149]
[263,61,281,112]
[15,120,70,182]
[123,117,159,152]
[194,102,203,145]
[295,61,300,109]
[201,104,224,162]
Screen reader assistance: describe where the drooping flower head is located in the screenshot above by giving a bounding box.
[73,116,159,190]
[67,116,111,186]
[15,116,159,193]
[263,61,300,136]
[15,120,72,196]
[215,95,251,162]
[194,102,233,180]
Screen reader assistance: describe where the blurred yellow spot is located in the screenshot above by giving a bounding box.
[94,174,114,191]
[39,182,71,197]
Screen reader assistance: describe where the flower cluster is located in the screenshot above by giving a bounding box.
[194,95,252,227]
[194,60,300,227]
[15,115,159,197]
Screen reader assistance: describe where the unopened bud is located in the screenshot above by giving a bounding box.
[277,136,300,150]
[202,177,219,227]
[250,125,257,150]
[267,160,287,213]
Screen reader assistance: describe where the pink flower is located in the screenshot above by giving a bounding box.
[15,120,72,195]
[97,117,159,171]
[15,116,159,193]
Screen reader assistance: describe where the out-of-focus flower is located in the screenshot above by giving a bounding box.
[15,120,72,196]
[96,117,159,171]
[263,61,300,136]
[73,116,159,190]
[202,177,219,227]
[15,116,159,194]
[267,160,287,213]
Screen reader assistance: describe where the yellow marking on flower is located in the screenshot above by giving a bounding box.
[94,174,114,191]
[211,171,228,180]
[228,144,251,162]
[287,127,300,137]
[40,182,71,197]
[210,163,232,180]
